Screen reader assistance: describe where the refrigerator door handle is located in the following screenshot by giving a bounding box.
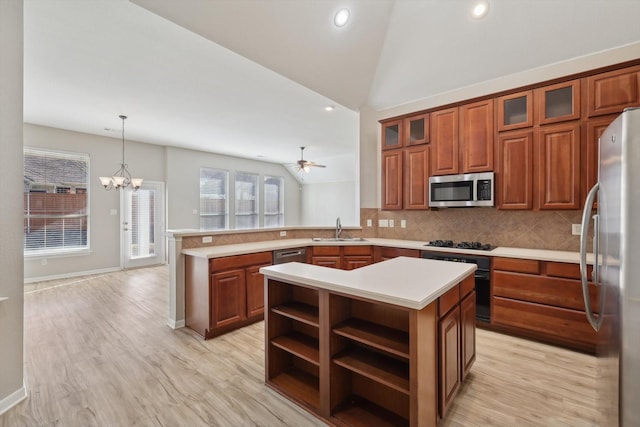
[580,183,604,332]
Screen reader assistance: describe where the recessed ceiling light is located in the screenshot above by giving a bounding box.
[325,105,335,111]
[334,8,350,27]
[472,1,490,19]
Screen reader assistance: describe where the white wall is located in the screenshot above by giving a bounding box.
[301,182,358,226]
[164,146,302,229]
[23,124,166,280]
[358,43,640,209]
[0,0,26,413]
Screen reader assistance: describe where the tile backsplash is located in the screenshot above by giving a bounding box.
[361,207,585,252]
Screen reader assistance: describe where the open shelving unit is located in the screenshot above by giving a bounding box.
[265,277,444,426]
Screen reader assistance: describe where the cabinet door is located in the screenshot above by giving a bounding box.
[382,149,403,210]
[460,291,476,381]
[431,107,459,175]
[439,305,461,418]
[382,119,404,150]
[586,65,640,117]
[497,129,534,210]
[311,256,341,269]
[211,269,246,329]
[584,115,616,207]
[497,90,533,131]
[343,256,373,270]
[534,79,581,125]
[536,122,581,210]
[460,100,494,173]
[404,112,430,146]
[404,145,429,210]
[246,264,269,318]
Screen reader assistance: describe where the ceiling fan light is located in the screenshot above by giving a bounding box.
[303,165,310,173]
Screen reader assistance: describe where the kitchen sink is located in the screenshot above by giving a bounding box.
[311,237,367,242]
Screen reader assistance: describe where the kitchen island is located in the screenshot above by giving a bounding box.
[260,257,476,427]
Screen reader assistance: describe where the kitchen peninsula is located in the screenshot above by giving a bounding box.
[260,257,476,427]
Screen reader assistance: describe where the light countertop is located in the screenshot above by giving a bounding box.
[260,257,476,310]
[182,237,592,264]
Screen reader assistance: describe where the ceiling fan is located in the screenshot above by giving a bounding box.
[294,146,326,173]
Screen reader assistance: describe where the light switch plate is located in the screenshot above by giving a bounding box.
[379,219,389,228]
[109,209,118,216]
[401,220,406,228]
[202,236,213,243]
[572,224,581,235]
[279,231,287,237]
[366,219,372,227]
[389,219,395,227]
[192,209,198,215]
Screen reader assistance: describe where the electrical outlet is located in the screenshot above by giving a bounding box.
[400,220,406,228]
[279,231,287,237]
[379,219,389,228]
[389,219,395,227]
[202,236,213,243]
[366,219,372,227]
[572,224,581,235]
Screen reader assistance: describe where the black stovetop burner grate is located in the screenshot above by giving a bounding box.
[425,240,494,251]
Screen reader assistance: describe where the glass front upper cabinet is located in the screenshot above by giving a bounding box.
[381,119,403,150]
[404,112,430,146]
[534,79,581,125]
[497,90,533,131]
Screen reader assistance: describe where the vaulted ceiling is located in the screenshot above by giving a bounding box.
[24,0,640,183]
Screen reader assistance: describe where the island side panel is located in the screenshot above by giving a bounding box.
[184,255,211,337]
[410,301,438,427]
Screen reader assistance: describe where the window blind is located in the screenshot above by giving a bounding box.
[200,168,228,230]
[264,176,284,228]
[235,172,258,229]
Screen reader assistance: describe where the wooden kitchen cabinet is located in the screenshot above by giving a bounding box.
[497,129,534,210]
[497,90,533,131]
[373,247,420,263]
[211,269,246,329]
[381,119,404,150]
[586,65,640,117]
[536,121,581,210]
[382,149,403,210]
[491,257,598,353]
[430,107,459,175]
[437,275,475,418]
[185,251,272,339]
[404,145,430,210]
[311,245,372,270]
[404,112,430,146]
[584,114,617,207]
[534,79,581,125]
[460,99,494,173]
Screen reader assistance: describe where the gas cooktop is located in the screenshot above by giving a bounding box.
[425,240,495,251]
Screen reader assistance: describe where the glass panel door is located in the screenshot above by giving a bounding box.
[121,181,165,269]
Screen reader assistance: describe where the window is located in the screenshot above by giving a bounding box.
[128,188,156,258]
[264,176,284,227]
[235,172,258,229]
[23,147,89,255]
[200,168,228,230]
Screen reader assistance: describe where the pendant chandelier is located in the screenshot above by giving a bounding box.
[99,115,143,190]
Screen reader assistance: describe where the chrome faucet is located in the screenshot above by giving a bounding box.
[336,217,342,240]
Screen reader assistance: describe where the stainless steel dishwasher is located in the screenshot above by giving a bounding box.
[273,247,307,264]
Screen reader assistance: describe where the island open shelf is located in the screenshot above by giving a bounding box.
[261,257,477,427]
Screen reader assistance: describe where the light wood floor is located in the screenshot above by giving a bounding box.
[2,266,597,426]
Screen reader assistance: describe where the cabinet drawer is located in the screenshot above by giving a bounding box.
[343,245,372,256]
[493,297,597,347]
[493,257,540,274]
[211,251,272,271]
[439,285,459,318]
[460,275,475,299]
[493,270,599,312]
[378,247,420,260]
[545,262,592,280]
[312,246,341,256]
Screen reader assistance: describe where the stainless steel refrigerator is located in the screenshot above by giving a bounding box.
[580,107,640,426]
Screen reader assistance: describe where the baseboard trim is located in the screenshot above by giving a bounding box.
[167,319,185,329]
[0,384,27,416]
[24,266,122,284]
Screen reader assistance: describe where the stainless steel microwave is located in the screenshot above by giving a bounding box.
[429,172,494,207]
